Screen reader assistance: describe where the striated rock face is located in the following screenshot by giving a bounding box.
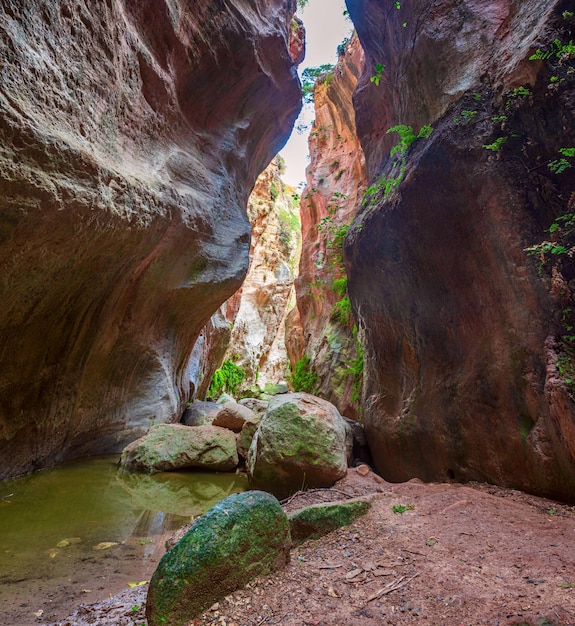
[0,0,301,478]
[288,35,367,418]
[345,0,575,499]
[222,159,301,389]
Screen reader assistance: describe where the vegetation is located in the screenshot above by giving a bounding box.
[301,64,334,104]
[291,356,319,393]
[482,137,507,152]
[392,504,415,514]
[207,360,245,399]
[362,124,433,206]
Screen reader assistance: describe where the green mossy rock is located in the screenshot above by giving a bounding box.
[288,500,371,544]
[146,490,291,626]
[119,424,238,473]
[247,393,353,499]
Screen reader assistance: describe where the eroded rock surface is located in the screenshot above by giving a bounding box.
[0,0,301,478]
[345,0,575,499]
[288,34,367,419]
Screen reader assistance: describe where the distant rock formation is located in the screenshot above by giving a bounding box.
[0,0,301,478]
[188,158,301,399]
[287,34,367,419]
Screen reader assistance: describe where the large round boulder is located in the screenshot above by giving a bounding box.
[212,400,257,432]
[119,424,238,473]
[247,392,353,499]
[146,490,291,626]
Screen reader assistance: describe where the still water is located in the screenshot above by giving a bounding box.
[0,456,248,624]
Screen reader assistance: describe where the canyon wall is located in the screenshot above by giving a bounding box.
[287,34,367,419]
[345,0,575,499]
[0,0,302,478]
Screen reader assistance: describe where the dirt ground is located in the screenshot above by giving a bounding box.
[50,468,575,626]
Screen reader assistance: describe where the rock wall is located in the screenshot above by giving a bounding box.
[345,0,575,499]
[287,34,367,419]
[190,158,301,398]
[0,0,301,478]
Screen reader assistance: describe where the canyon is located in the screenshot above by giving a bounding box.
[0,0,574,507]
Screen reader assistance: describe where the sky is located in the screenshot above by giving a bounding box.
[279,0,352,189]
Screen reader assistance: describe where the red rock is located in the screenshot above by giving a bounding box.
[0,0,301,479]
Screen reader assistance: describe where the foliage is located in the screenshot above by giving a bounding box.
[482,137,507,152]
[208,360,245,399]
[337,37,351,57]
[332,276,348,297]
[301,64,334,104]
[331,295,352,326]
[291,356,319,393]
[362,124,433,206]
[370,63,385,86]
[278,207,300,252]
[296,0,309,10]
[270,180,279,202]
[529,38,575,61]
[455,109,477,124]
[505,86,531,108]
[392,504,414,514]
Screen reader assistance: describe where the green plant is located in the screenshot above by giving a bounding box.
[362,124,433,206]
[331,295,352,325]
[291,355,319,393]
[132,606,140,612]
[207,360,245,399]
[392,504,415,514]
[455,109,477,124]
[529,38,575,61]
[370,63,385,86]
[269,180,279,202]
[482,137,507,152]
[505,86,531,108]
[301,64,334,103]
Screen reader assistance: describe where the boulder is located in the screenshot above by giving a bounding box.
[146,490,291,626]
[237,414,263,460]
[239,397,269,415]
[119,424,238,473]
[212,401,256,433]
[288,500,371,545]
[247,393,353,499]
[181,401,220,427]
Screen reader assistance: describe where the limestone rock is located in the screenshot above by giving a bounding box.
[247,393,353,499]
[146,491,291,626]
[288,500,371,545]
[212,401,256,433]
[0,0,301,479]
[119,424,238,473]
[181,401,220,427]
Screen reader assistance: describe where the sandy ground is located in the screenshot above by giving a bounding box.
[48,468,575,626]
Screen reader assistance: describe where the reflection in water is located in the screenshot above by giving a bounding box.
[0,456,247,622]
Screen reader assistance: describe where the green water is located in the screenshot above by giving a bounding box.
[0,456,248,623]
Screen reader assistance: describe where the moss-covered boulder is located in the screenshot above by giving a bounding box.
[119,424,238,473]
[247,393,353,499]
[146,490,291,626]
[237,413,263,460]
[288,500,371,545]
